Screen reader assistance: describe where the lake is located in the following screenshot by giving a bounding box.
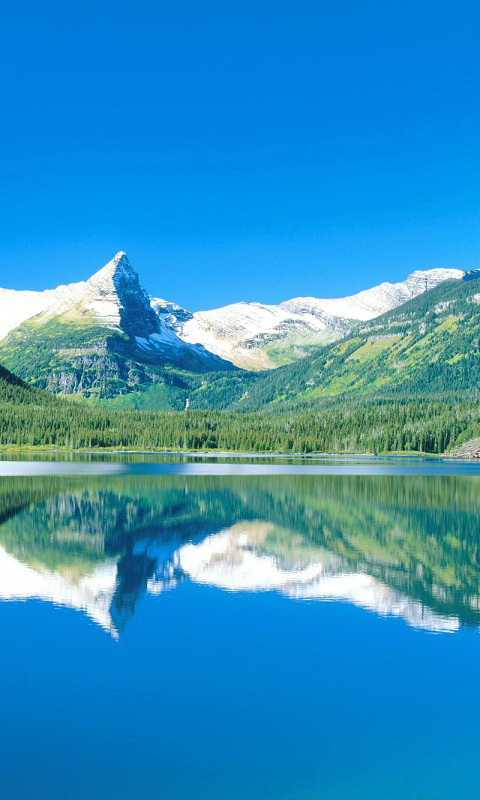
[0,456,479,799]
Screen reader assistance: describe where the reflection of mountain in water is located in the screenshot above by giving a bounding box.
[150,522,459,633]
[0,475,479,635]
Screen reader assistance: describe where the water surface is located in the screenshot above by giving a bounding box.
[0,461,479,798]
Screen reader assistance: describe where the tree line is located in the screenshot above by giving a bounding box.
[1,383,479,453]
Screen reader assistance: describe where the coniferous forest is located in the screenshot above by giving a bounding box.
[0,365,478,453]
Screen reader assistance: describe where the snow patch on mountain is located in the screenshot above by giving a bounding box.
[28,251,160,336]
[282,268,465,322]
[0,284,80,341]
[151,267,465,369]
[168,301,340,369]
[0,252,466,371]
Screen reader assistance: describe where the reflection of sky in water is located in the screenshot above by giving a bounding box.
[2,455,480,476]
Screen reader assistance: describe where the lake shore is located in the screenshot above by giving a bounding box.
[0,444,442,457]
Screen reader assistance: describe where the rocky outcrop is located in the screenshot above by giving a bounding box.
[445,439,480,459]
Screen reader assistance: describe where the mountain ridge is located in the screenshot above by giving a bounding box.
[165,266,464,368]
[186,275,480,411]
[0,252,236,399]
[0,250,474,405]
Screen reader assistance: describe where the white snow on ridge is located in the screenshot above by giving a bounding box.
[0,284,82,341]
[0,252,134,340]
[0,251,466,369]
[178,301,336,369]
[152,267,466,368]
[282,268,465,322]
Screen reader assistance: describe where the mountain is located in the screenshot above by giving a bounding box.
[0,250,468,404]
[151,267,464,369]
[188,274,480,410]
[0,252,234,401]
[151,297,346,370]
[0,254,464,373]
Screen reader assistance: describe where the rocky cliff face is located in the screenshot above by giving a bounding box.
[80,251,160,338]
[445,439,480,459]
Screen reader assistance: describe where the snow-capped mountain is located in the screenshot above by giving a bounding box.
[282,268,465,321]
[151,267,465,368]
[0,251,466,378]
[0,251,164,339]
[0,252,235,386]
[151,299,346,369]
[17,250,161,337]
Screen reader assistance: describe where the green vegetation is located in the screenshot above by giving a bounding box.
[0,317,193,404]
[3,276,480,452]
[185,277,480,410]
[1,359,480,453]
[4,275,480,412]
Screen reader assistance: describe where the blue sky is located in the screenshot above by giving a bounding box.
[0,0,479,309]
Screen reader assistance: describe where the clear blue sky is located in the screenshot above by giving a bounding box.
[0,0,479,309]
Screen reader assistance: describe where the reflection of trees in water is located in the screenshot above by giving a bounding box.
[0,475,480,629]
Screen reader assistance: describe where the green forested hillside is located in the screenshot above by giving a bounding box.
[0,368,480,454]
[187,277,480,410]
[0,317,200,408]
[0,362,56,405]
[2,275,480,453]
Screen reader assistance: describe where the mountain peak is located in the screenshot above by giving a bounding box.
[111,250,132,271]
[88,251,136,286]
[76,252,160,338]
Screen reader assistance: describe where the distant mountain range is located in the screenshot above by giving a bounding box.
[0,250,477,407]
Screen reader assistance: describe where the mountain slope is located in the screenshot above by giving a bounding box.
[152,267,464,369]
[188,276,480,410]
[0,251,468,405]
[156,299,347,370]
[0,361,55,406]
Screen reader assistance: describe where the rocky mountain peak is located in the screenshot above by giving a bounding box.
[87,250,137,287]
[81,252,159,338]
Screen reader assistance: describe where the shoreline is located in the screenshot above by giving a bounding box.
[0,444,443,458]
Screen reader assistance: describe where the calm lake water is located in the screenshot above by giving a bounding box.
[1,457,480,799]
